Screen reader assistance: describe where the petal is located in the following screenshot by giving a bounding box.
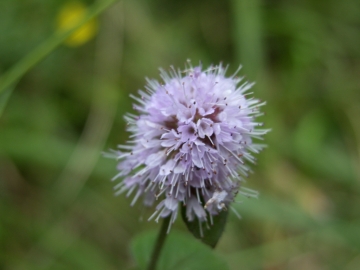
[197,118,213,138]
[159,159,176,175]
[145,151,165,167]
[178,123,197,142]
[164,197,179,211]
[191,147,203,168]
[213,123,221,135]
[174,161,186,174]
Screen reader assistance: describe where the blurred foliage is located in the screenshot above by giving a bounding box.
[1,0,360,269]
[56,1,98,47]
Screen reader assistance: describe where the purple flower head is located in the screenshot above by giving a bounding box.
[110,62,269,231]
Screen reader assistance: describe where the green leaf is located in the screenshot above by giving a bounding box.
[181,203,228,248]
[131,230,229,270]
[0,84,14,117]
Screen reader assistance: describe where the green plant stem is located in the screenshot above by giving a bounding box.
[147,216,171,270]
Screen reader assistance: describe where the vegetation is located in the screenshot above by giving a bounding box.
[1,0,359,269]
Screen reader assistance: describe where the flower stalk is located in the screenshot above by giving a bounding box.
[147,216,171,270]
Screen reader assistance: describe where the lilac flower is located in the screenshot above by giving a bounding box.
[109,62,269,231]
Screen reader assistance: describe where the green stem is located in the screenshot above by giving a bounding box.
[147,216,171,270]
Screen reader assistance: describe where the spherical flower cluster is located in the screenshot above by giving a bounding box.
[110,62,268,231]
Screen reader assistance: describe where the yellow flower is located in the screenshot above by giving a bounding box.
[56,1,98,47]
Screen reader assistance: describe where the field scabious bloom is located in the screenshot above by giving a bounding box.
[110,62,269,231]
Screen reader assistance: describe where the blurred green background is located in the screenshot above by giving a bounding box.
[1,0,360,269]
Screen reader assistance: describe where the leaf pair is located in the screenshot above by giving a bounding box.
[181,203,229,248]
